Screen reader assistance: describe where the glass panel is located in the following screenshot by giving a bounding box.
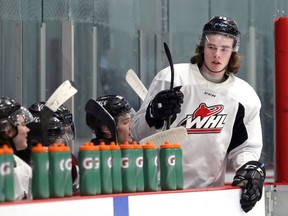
[0,0,286,168]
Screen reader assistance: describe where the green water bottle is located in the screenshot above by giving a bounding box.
[159,141,176,191]
[78,142,101,195]
[110,142,122,193]
[174,143,183,190]
[2,145,14,201]
[60,144,73,197]
[120,141,136,193]
[142,141,158,192]
[31,143,49,199]
[132,141,144,192]
[48,143,65,198]
[0,148,5,202]
[99,142,112,194]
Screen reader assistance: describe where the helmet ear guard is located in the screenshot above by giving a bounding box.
[85,99,117,143]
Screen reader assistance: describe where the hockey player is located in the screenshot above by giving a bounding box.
[0,96,34,200]
[16,101,79,193]
[131,16,265,213]
[85,95,135,145]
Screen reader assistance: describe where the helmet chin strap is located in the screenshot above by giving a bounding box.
[203,61,227,73]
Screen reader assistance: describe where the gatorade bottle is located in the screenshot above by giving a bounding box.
[110,142,122,193]
[61,144,73,197]
[174,143,183,190]
[142,141,158,192]
[48,143,65,198]
[93,144,101,195]
[78,142,100,196]
[159,141,176,191]
[0,148,5,202]
[120,141,136,193]
[31,143,49,199]
[132,141,144,192]
[99,142,112,194]
[2,145,14,201]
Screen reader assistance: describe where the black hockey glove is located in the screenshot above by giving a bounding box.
[232,161,266,213]
[145,86,184,129]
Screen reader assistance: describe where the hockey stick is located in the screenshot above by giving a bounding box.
[163,42,175,130]
[41,80,78,142]
[139,127,187,148]
[85,99,118,144]
[125,69,148,101]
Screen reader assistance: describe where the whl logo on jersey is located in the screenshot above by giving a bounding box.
[178,103,226,133]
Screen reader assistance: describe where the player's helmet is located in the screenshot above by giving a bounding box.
[0,96,33,132]
[201,16,240,52]
[85,95,134,143]
[96,95,133,119]
[28,101,75,146]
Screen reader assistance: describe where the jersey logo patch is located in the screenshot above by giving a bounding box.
[177,103,226,133]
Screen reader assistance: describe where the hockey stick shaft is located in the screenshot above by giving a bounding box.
[163,42,175,129]
[126,69,148,101]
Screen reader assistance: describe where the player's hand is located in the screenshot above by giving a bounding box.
[232,161,266,213]
[145,86,184,129]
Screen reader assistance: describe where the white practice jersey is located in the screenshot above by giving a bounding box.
[131,63,263,189]
[14,155,32,200]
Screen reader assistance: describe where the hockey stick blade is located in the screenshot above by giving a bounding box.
[45,80,78,112]
[139,127,187,148]
[41,80,78,143]
[126,69,148,101]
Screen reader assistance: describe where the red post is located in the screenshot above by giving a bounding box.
[275,17,288,182]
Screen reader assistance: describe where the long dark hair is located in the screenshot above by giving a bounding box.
[190,45,241,74]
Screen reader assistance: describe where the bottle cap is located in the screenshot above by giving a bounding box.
[2,144,14,154]
[110,142,120,150]
[142,141,156,149]
[48,143,63,152]
[99,141,111,150]
[120,141,134,150]
[132,141,142,149]
[160,141,174,149]
[32,143,48,153]
[58,143,70,152]
[79,142,95,151]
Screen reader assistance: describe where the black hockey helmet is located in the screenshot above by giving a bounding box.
[201,16,240,52]
[96,95,133,119]
[28,101,75,146]
[85,95,134,144]
[0,96,33,132]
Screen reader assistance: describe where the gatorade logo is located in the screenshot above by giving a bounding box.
[107,156,112,168]
[136,156,143,168]
[154,156,158,167]
[168,155,176,166]
[94,157,100,169]
[65,158,72,171]
[83,157,93,169]
[60,159,65,171]
[0,162,11,175]
[122,157,129,169]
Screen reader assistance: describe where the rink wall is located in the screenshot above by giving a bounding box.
[0,186,265,216]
